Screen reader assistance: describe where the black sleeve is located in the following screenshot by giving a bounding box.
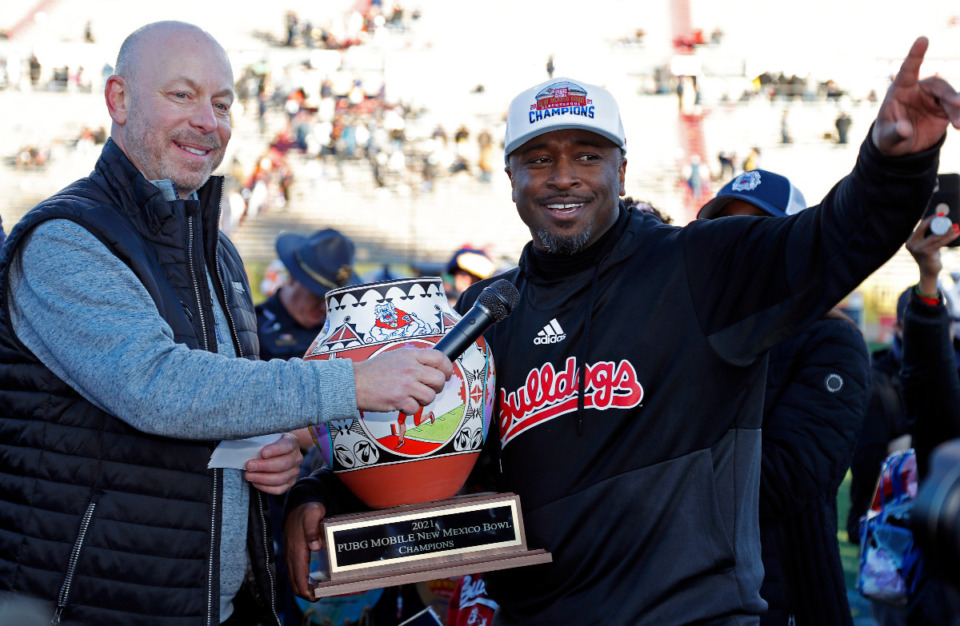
[284,466,368,518]
[685,133,941,366]
[902,289,960,479]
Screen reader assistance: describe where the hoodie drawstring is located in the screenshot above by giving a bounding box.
[576,262,602,435]
[497,274,525,472]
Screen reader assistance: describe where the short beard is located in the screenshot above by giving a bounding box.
[124,97,221,197]
[535,227,591,255]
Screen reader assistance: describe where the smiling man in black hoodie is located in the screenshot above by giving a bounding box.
[286,38,960,624]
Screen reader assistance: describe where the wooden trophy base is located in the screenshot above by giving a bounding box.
[311,492,551,598]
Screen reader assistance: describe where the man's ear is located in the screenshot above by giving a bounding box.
[618,156,627,197]
[105,75,129,125]
[505,165,515,202]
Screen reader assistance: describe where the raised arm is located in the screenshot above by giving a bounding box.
[872,37,960,156]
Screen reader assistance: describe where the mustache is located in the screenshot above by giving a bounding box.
[172,132,222,151]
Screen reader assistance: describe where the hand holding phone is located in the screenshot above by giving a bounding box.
[924,173,960,245]
[907,214,960,290]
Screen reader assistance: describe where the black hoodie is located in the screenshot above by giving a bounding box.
[456,135,940,624]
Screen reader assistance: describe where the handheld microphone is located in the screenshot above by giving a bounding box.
[434,279,520,360]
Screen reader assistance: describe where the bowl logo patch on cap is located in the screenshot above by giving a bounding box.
[528,81,595,124]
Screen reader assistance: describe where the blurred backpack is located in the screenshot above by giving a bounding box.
[857,448,926,607]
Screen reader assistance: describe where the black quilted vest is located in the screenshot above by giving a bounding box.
[0,140,276,625]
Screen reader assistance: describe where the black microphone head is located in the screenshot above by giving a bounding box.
[478,279,520,322]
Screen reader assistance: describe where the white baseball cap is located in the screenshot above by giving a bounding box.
[504,77,626,161]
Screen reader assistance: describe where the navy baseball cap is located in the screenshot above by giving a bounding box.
[276,229,357,298]
[697,169,807,219]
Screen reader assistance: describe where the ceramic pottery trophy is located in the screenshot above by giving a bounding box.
[304,277,550,597]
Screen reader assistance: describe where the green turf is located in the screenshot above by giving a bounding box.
[406,405,465,443]
[838,470,861,589]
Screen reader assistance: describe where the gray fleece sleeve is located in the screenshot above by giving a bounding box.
[7,219,357,440]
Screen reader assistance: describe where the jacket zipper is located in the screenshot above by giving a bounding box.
[255,490,281,625]
[206,179,276,623]
[212,179,276,623]
[187,216,209,351]
[53,500,97,623]
[207,468,219,626]
[214,250,243,358]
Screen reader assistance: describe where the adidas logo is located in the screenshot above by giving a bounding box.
[534,318,567,345]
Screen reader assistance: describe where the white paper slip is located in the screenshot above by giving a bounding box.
[208,434,283,469]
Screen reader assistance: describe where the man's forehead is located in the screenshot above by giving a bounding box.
[514,128,619,153]
[141,48,234,96]
[140,28,231,73]
[162,73,235,97]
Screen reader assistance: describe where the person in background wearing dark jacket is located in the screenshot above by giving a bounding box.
[899,214,960,625]
[699,171,871,625]
[0,21,452,626]
[257,229,356,364]
[903,212,960,478]
[285,39,960,624]
[257,228,359,454]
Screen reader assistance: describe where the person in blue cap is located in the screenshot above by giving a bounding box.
[697,169,808,219]
[699,170,871,626]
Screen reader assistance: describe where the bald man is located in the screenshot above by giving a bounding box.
[0,21,450,625]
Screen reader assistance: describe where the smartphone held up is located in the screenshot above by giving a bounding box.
[924,173,960,245]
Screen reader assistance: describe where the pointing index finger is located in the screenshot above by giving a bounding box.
[895,37,929,89]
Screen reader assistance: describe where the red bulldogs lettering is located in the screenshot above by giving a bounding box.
[498,357,644,445]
